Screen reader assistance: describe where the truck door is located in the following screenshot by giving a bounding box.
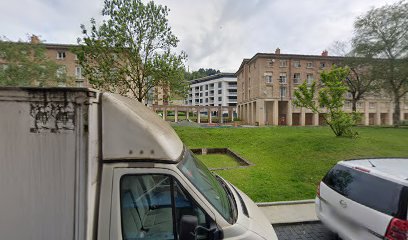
[109,168,220,240]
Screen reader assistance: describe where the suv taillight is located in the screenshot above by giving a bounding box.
[317,182,321,197]
[385,218,408,240]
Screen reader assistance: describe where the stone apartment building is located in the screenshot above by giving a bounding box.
[1,35,167,104]
[236,48,408,126]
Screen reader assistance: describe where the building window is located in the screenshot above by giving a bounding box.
[293,61,301,68]
[56,66,66,78]
[205,92,208,96]
[218,89,222,94]
[279,73,287,84]
[320,62,326,68]
[306,74,314,85]
[306,62,313,68]
[346,92,353,98]
[75,66,83,79]
[57,51,66,60]
[218,82,222,88]
[264,72,273,84]
[293,73,301,84]
[280,87,287,97]
[218,97,222,101]
[357,101,363,108]
[199,86,203,91]
[268,59,274,67]
[369,102,376,109]
[205,85,208,90]
[345,101,351,108]
[279,60,287,67]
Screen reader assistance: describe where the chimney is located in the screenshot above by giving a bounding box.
[30,35,40,44]
[275,48,281,54]
[321,50,328,56]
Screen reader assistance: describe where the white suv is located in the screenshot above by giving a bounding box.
[315,158,408,240]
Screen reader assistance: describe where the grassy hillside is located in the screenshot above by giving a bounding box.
[174,126,408,202]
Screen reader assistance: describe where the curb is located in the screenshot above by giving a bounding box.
[272,220,321,226]
[256,199,315,207]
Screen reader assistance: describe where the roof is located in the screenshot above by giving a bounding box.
[189,72,236,85]
[340,158,408,185]
[235,52,344,75]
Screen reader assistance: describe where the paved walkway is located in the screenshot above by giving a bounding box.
[257,200,318,224]
[273,222,336,240]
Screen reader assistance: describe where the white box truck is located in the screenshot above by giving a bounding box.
[0,87,277,240]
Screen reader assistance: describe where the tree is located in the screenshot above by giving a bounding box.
[0,36,71,87]
[185,68,221,80]
[294,66,358,137]
[76,0,187,102]
[352,0,408,125]
[330,41,381,112]
[341,56,382,112]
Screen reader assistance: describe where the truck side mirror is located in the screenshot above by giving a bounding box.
[180,215,198,240]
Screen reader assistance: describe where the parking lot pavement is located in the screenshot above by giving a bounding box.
[273,221,337,240]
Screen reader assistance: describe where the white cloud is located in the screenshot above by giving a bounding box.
[0,0,400,72]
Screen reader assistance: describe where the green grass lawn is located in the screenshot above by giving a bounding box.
[173,126,408,202]
[197,154,241,169]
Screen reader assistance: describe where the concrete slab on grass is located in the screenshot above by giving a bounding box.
[257,200,318,224]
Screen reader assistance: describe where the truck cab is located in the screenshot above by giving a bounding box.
[0,88,277,240]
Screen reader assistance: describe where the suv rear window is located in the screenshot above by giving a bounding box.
[323,164,408,219]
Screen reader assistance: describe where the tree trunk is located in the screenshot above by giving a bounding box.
[393,94,401,126]
[352,98,358,112]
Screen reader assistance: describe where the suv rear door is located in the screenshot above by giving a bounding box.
[318,164,408,239]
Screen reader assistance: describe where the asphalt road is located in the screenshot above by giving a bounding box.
[273,221,337,240]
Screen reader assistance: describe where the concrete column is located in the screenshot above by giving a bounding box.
[313,113,319,126]
[287,100,293,126]
[246,104,250,124]
[256,99,265,126]
[219,106,223,124]
[231,109,234,122]
[375,102,381,125]
[208,109,212,124]
[364,101,369,126]
[250,102,255,125]
[197,108,201,123]
[388,102,393,126]
[186,110,189,120]
[300,108,306,126]
[273,100,279,126]
[163,109,167,121]
[174,108,178,122]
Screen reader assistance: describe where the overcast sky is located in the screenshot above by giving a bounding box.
[0,0,399,72]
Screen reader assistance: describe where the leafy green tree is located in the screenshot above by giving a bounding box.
[185,68,221,80]
[294,66,358,137]
[0,37,71,87]
[76,0,187,102]
[352,0,408,125]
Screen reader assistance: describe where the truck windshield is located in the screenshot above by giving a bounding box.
[178,149,236,223]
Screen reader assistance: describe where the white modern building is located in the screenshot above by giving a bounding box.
[186,73,237,107]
